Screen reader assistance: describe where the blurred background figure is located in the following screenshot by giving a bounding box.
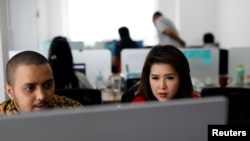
[112,26,139,73]
[152,11,186,48]
[203,32,219,48]
[48,36,93,89]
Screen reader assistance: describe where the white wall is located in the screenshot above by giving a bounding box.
[8,0,38,50]
[217,0,250,48]
[157,0,250,48]
[7,0,250,50]
[0,32,7,102]
[46,0,68,39]
[156,0,178,43]
[37,0,49,44]
[156,0,218,46]
[8,0,67,51]
[67,0,157,46]
[0,0,10,102]
[157,0,179,29]
[180,0,217,46]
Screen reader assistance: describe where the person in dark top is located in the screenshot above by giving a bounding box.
[48,36,92,89]
[113,26,138,73]
[203,32,219,47]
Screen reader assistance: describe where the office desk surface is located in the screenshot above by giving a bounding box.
[101,88,123,104]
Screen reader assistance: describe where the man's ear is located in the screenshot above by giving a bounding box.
[5,83,14,100]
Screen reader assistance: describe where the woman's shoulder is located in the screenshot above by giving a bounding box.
[131,94,145,104]
[192,92,201,98]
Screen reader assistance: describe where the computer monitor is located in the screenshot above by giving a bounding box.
[73,63,86,75]
[0,96,227,141]
[187,45,204,48]
[105,40,144,56]
[135,40,144,48]
[201,87,250,124]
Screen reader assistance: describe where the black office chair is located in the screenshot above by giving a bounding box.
[55,88,102,106]
[219,49,228,75]
[201,87,250,124]
[73,63,86,75]
[125,77,140,91]
[121,81,139,103]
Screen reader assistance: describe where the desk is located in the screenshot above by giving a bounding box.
[200,86,250,124]
[101,88,123,104]
[198,83,250,95]
[203,83,250,89]
[194,78,250,93]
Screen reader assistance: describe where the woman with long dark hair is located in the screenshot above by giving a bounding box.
[48,36,92,89]
[132,45,199,103]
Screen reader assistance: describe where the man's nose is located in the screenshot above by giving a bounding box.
[35,87,46,100]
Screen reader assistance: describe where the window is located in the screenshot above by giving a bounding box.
[68,0,157,47]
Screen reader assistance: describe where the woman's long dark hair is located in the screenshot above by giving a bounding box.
[137,45,193,101]
[48,36,79,89]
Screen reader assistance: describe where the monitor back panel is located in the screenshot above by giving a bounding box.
[0,97,227,141]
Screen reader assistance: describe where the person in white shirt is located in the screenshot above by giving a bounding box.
[152,11,185,48]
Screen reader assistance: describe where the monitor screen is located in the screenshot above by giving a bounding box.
[73,63,86,75]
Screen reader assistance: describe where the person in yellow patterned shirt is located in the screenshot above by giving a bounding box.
[0,51,82,116]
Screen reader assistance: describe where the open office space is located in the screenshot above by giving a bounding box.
[1,0,250,140]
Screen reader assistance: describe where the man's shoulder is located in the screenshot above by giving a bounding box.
[52,95,83,108]
[0,100,15,116]
[0,101,6,115]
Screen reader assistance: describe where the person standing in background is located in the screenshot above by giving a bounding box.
[153,11,186,47]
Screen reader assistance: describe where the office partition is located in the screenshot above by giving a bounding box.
[180,48,219,85]
[121,48,219,85]
[121,48,151,78]
[72,49,112,88]
[9,50,47,59]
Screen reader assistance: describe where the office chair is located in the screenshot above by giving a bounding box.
[55,88,102,106]
[201,87,250,124]
[121,81,139,103]
[125,77,140,91]
[219,49,228,75]
[73,63,86,75]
